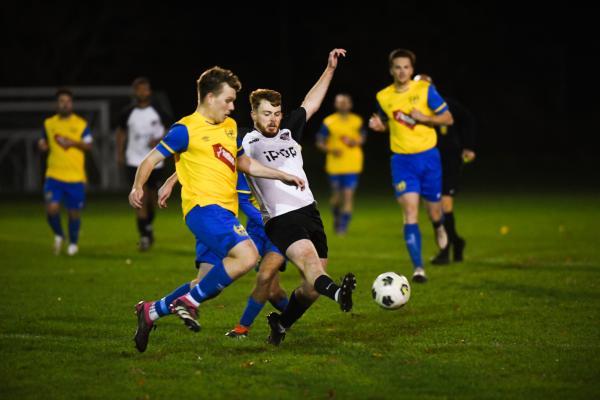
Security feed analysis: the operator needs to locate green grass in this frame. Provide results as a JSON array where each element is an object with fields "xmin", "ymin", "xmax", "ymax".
[{"xmin": 0, "ymin": 191, "xmax": 599, "ymax": 399}]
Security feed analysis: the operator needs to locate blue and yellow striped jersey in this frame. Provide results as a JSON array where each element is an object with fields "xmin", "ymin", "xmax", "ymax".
[
  {"xmin": 156, "ymin": 112, "xmax": 242, "ymax": 217},
  {"xmin": 317, "ymin": 112, "xmax": 365, "ymax": 174},
  {"xmin": 43, "ymin": 113, "xmax": 92, "ymax": 183},
  {"xmin": 376, "ymin": 80, "xmax": 448, "ymax": 154}
]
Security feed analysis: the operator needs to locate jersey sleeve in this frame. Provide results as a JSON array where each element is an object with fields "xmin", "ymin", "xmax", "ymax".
[
  {"xmin": 236, "ymin": 135, "xmax": 245, "ymax": 157},
  {"xmin": 376, "ymin": 100, "xmax": 389, "ymax": 121},
  {"xmin": 81, "ymin": 125, "xmax": 93, "ymax": 144},
  {"xmin": 427, "ymin": 85, "xmax": 449, "ymax": 115},
  {"xmin": 282, "ymin": 107, "xmax": 307, "ymax": 141},
  {"xmin": 316, "ymin": 122, "xmax": 329, "ymax": 140},
  {"xmin": 155, "ymin": 124, "xmax": 189, "ymax": 157},
  {"xmin": 238, "ymin": 193, "xmax": 263, "ymax": 225}
]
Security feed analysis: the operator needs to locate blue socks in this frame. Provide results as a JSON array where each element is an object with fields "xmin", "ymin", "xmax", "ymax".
[
  {"xmin": 270, "ymin": 296, "xmax": 289, "ymax": 312},
  {"xmin": 68, "ymin": 217, "xmax": 80, "ymax": 245},
  {"xmin": 404, "ymin": 223, "xmax": 423, "ymax": 268},
  {"xmin": 340, "ymin": 212, "xmax": 352, "ymax": 232},
  {"xmin": 47, "ymin": 213, "xmax": 63, "ymax": 237},
  {"xmin": 152, "ymin": 282, "xmax": 192, "ymax": 318},
  {"xmin": 186, "ymin": 262, "xmax": 233, "ymax": 305},
  {"xmin": 239, "ymin": 296, "xmax": 265, "ymax": 327}
]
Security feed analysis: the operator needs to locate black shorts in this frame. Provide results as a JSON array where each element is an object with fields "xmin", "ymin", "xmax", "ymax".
[
  {"xmin": 440, "ymin": 152, "xmax": 463, "ymax": 196},
  {"xmin": 126, "ymin": 166, "xmax": 164, "ymax": 190},
  {"xmin": 265, "ymin": 202, "xmax": 328, "ymax": 259}
]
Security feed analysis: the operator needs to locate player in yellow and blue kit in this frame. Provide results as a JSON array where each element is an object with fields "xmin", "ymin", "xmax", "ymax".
[
  {"xmin": 38, "ymin": 89, "xmax": 93, "ymax": 256},
  {"xmin": 129, "ymin": 66, "xmax": 304, "ymax": 352},
  {"xmin": 316, "ymin": 93, "xmax": 366, "ymax": 234},
  {"xmin": 369, "ymin": 49, "xmax": 454, "ymax": 283}
]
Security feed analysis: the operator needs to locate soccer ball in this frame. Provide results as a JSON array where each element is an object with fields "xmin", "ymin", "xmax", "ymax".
[{"xmin": 371, "ymin": 272, "xmax": 411, "ymax": 309}]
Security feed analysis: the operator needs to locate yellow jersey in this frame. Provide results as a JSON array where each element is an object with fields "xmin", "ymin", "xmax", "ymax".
[
  {"xmin": 156, "ymin": 112, "xmax": 241, "ymax": 217},
  {"xmin": 376, "ymin": 80, "xmax": 448, "ymax": 154},
  {"xmin": 43, "ymin": 113, "xmax": 92, "ymax": 183},
  {"xmin": 318, "ymin": 112, "xmax": 365, "ymax": 175}
]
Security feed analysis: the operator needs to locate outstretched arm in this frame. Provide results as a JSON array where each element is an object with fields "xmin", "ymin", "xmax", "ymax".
[
  {"xmin": 301, "ymin": 48, "xmax": 346, "ymax": 121},
  {"xmin": 237, "ymin": 155, "xmax": 305, "ymax": 190}
]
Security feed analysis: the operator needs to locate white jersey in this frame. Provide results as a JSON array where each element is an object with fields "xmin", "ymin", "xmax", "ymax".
[
  {"xmin": 119, "ymin": 105, "xmax": 167, "ymax": 168},
  {"xmin": 242, "ymin": 108, "xmax": 315, "ymax": 221}
]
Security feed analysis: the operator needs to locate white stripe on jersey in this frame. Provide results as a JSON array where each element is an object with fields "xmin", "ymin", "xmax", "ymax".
[{"xmin": 242, "ymin": 128, "xmax": 315, "ymax": 222}]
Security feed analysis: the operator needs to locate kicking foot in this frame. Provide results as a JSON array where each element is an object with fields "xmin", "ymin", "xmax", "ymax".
[{"xmin": 337, "ymin": 273, "xmax": 357, "ymax": 312}]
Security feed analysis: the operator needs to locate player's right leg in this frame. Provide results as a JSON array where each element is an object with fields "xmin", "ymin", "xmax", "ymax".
[
  {"xmin": 44, "ymin": 178, "xmax": 65, "ymax": 255},
  {"xmin": 338, "ymin": 176, "xmax": 358, "ymax": 234},
  {"xmin": 285, "ymin": 239, "xmax": 355, "ymax": 312}
]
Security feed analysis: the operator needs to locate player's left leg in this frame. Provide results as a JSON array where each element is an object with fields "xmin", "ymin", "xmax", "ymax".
[
  {"xmin": 64, "ymin": 182, "xmax": 85, "ymax": 256},
  {"xmin": 44, "ymin": 178, "xmax": 65, "ymax": 254},
  {"xmin": 338, "ymin": 174, "xmax": 359, "ymax": 234},
  {"xmin": 420, "ymin": 148, "xmax": 448, "ymax": 257}
]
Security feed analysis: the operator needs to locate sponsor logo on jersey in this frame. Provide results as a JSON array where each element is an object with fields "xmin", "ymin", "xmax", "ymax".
[
  {"xmin": 262, "ymin": 147, "xmax": 298, "ymax": 162},
  {"xmin": 392, "ymin": 110, "xmax": 417, "ymax": 129},
  {"xmin": 212, "ymin": 143, "xmax": 236, "ymax": 171}
]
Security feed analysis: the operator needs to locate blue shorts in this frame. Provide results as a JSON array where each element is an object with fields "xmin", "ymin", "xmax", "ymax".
[
  {"xmin": 43, "ymin": 178, "xmax": 85, "ymax": 210},
  {"xmin": 247, "ymin": 219, "xmax": 284, "ymax": 257},
  {"xmin": 329, "ymin": 173, "xmax": 360, "ymax": 190},
  {"xmin": 186, "ymin": 204, "xmax": 250, "ymax": 266},
  {"xmin": 195, "ymin": 216, "xmax": 285, "ymax": 270},
  {"xmin": 391, "ymin": 147, "xmax": 442, "ymax": 202}
]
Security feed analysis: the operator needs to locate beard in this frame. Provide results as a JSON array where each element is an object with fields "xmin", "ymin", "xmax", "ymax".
[{"xmin": 256, "ymin": 120, "xmax": 280, "ymax": 136}]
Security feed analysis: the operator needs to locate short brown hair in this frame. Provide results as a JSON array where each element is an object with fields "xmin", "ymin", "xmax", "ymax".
[
  {"xmin": 132, "ymin": 76, "xmax": 150, "ymax": 87},
  {"xmin": 249, "ymin": 89, "xmax": 282, "ymax": 111},
  {"xmin": 55, "ymin": 88, "xmax": 73, "ymax": 99},
  {"xmin": 388, "ymin": 48, "xmax": 416, "ymax": 68},
  {"xmin": 197, "ymin": 66, "xmax": 241, "ymax": 102}
]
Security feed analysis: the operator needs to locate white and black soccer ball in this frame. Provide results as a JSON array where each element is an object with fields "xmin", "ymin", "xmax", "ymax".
[{"xmin": 371, "ymin": 272, "xmax": 411, "ymax": 309}]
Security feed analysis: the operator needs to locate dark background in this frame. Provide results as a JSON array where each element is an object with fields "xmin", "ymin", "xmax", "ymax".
[{"xmin": 2, "ymin": 1, "xmax": 598, "ymax": 192}]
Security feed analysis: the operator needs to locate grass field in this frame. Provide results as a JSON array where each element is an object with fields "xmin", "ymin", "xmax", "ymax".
[{"xmin": 0, "ymin": 190, "xmax": 599, "ymax": 399}]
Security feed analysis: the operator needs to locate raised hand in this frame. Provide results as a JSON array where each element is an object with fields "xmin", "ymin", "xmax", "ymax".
[{"xmin": 328, "ymin": 48, "xmax": 347, "ymax": 70}]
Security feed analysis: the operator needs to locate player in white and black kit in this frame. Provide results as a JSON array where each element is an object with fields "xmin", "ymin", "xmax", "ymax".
[
  {"xmin": 242, "ymin": 49, "xmax": 356, "ymax": 345},
  {"xmin": 116, "ymin": 77, "xmax": 170, "ymax": 251}
]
